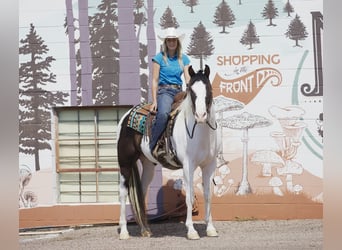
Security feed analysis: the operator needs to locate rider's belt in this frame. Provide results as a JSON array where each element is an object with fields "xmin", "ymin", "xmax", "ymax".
[{"xmin": 159, "ymin": 84, "xmax": 181, "ymax": 90}]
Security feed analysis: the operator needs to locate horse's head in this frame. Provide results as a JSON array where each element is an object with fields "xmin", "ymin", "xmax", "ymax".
[{"xmin": 187, "ymin": 65, "xmax": 213, "ymax": 123}]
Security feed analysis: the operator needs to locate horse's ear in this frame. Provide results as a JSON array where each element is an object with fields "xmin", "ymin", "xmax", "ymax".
[
  {"xmin": 204, "ymin": 65, "xmax": 210, "ymax": 78},
  {"xmin": 188, "ymin": 65, "xmax": 195, "ymax": 77}
]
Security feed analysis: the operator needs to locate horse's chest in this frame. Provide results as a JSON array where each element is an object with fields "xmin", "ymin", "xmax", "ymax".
[{"xmin": 186, "ymin": 134, "xmax": 215, "ymax": 158}]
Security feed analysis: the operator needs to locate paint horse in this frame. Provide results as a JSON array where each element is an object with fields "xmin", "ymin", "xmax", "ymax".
[{"xmin": 117, "ymin": 65, "xmax": 220, "ymax": 240}]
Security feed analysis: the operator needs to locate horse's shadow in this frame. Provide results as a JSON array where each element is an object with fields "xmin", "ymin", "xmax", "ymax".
[{"xmin": 118, "ymin": 221, "xmax": 208, "ymax": 238}]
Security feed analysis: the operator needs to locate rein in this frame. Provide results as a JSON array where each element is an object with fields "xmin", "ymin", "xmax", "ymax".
[
  {"xmin": 184, "ymin": 117, "xmax": 217, "ymax": 139},
  {"xmin": 185, "ymin": 119, "xmax": 197, "ymax": 139}
]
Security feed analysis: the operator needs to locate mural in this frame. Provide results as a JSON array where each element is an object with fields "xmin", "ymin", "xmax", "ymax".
[
  {"xmin": 19, "ymin": 0, "xmax": 323, "ymax": 217},
  {"xmin": 19, "ymin": 164, "xmax": 38, "ymax": 208},
  {"xmin": 156, "ymin": 0, "xmax": 322, "ymax": 205},
  {"xmin": 19, "ymin": 23, "xmax": 69, "ymax": 171}
]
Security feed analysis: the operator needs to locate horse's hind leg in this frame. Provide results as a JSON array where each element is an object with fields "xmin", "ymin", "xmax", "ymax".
[
  {"xmin": 140, "ymin": 156, "xmax": 156, "ymax": 198},
  {"xmin": 201, "ymin": 163, "xmax": 218, "ymax": 237},
  {"xmin": 120, "ymin": 159, "xmax": 152, "ymax": 239},
  {"xmin": 138, "ymin": 157, "xmax": 156, "ymax": 237},
  {"xmin": 119, "ymin": 174, "xmax": 130, "ymax": 240}
]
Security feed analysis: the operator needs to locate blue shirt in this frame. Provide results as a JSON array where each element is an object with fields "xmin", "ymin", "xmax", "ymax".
[{"xmin": 152, "ymin": 52, "xmax": 190, "ymax": 86}]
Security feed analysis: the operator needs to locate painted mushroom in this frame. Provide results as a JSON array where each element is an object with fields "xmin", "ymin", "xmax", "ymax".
[
  {"xmin": 292, "ymin": 184, "xmax": 303, "ymax": 195},
  {"xmin": 23, "ymin": 191, "xmax": 38, "ymax": 208},
  {"xmin": 269, "ymin": 105, "xmax": 306, "ymax": 160},
  {"xmin": 224, "ymin": 112, "xmax": 272, "ymax": 195},
  {"xmin": 268, "ymin": 105, "xmax": 305, "ymax": 129},
  {"xmin": 213, "ymin": 165, "xmax": 233, "ymax": 197},
  {"xmin": 19, "ymin": 165, "xmax": 33, "ymax": 208},
  {"xmin": 227, "ymin": 179, "xmax": 234, "ymax": 192},
  {"xmin": 213, "ymin": 175, "xmax": 225, "ymax": 197},
  {"xmin": 213, "ymin": 95, "xmax": 245, "ymax": 167},
  {"xmin": 250, "ymin": 150, "xmax": 285, "ymax": 177},
  {"xmin": 218, "ymin": 164, "xmax": 230, "ymax": 177},
  {"xmin": 277, "ymin": 161, "xmax": 303, "ymax": 192},
  {"xmin": 213, "ymin": 178, "xmax": 235, "ymax": 197},
  {"xmin": 269, "ymin": 176, "xmax": 284, "ymax": 196},
  {"xmin": 283, "ymin": 121, "xmax": 307, "ymax": 142},
  {"xmin": 213, "ymin": 95, "xmax": 245, "ymax": 114},
  {"xmin": 277, "ymin": 160, "xmax": 303, "ymax": 176}
]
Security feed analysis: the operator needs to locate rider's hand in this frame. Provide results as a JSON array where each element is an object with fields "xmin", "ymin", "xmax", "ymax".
[{"xmin": 150, "ymin": 102, "xmax": 157, "ymax": 114}]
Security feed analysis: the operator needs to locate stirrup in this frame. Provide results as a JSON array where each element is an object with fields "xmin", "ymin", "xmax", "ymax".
[
  {"xmin": 153, "ymin": 146, "xmax": 166, "ymax": 159},
  {"xmin": 152, "ymin": 145, "xmax": 159, "ymax": 159}
]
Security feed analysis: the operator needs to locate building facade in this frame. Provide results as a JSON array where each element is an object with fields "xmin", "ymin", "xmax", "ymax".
[{"xmin": 19, "ymin": 0, "xmax": 323, "ymax": 228}]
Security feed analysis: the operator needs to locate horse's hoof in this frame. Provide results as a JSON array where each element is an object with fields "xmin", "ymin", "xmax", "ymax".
[
  {"xmin": 141, "ymin": 230, "xmax": 152, "ymax": 237},
  {"xmin": 119, "ymin": 232, "xmax": 130, "ymax": 240},
  {"xmin": 187, "ymin": 231, "xmax": 200, "ymax": 240},
  {"xmin": 206, "ymin": 229, "xmax": 218, "ymax": 237}
]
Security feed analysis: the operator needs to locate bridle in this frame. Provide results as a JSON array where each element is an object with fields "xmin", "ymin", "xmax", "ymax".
[{"xmin": 184, "ymin": 71, "xmax": 217, "ymax": 139}]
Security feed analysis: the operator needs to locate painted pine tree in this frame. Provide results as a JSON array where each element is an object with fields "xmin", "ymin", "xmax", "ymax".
[
  {"xmin": 182, "ymin": 0, "xmax": 199, "ymax": 13},
  {"xmin": 134, "ymin": 0, "xmax": 147, "ymax": 25},
  {"xmin": 64, "ymin": 0, "xmax": 78, "ymax": 106},
  {"xmin": 146, "ymin": 0, "xmax": 156, "ymax": 102},
  {"xmin": 285, "ymin": 14, "xmax": 308, "ymax": 47},
  {"xmin": 90, "ymin": 0, "xmax": 120, "ymax": 105},
  {"xmin": 19, "ymin": 23, "xmax": 68, "ymax": 171},
  {"xmin": 283, "ymin": 0, "xmax": 294, "ymax": 17},
  {"xmin": 213, "ymin": 0, "xmax": 236, "ymax": 34},
  {"xmin": 159, "ymin": 6, "xmax": 179, "ymax": 29},
  {"xmin": 64, "ymin": 1, "xmax": 91, "ymax": 106},
  {"xmin": 139, "ymin": 42, "xmax": 149, "ymax": 103},
  {"xmin": 118, "ymin": 0, "xmax": 141, "ymax": 105},
  {"xmin": 240, "ymin": 20, "xmax": 260, "ymax": 50},
  {"xmin": 134, "ymin": 0, "xmax": 149, "ymax": 103},
  {"xmin": 78, "ymin": 0, "xmax": 93, "ymax": 105},
  {"xmin": 186, "ymin": 21, "xmax": 214, "ymax": 70},
  {"xmin": 261, "ymin": 0, "xmax": 279, "ymax": 26}
]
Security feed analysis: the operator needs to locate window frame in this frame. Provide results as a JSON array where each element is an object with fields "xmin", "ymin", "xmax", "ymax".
[{"xmin": 53, "ymin": 105, "xmax": 132, "ymax": 203}]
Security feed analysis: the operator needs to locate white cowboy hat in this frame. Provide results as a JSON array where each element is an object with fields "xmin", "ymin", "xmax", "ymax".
[{"xmin": 157, "ymin": 27, "xmax": 185, "ymax": 42}]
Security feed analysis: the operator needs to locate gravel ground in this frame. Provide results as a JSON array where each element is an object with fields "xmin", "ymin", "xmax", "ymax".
[{"xmin": 19, "ymin": 219, "xmax": 322, "ymax": 250}]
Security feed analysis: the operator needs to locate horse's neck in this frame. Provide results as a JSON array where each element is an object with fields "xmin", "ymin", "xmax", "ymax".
[{"xmin": 208, "ymin": 105, "xmax": 217, "ymax": 124}]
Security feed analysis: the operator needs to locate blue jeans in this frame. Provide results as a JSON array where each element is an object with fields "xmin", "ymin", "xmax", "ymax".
[{"xmin": 150, "ymin": 87, "xmax": 181, "ymax": 151}]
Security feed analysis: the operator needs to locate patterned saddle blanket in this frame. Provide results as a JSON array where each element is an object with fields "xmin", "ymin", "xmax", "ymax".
[
  {"xmin": 127, "ymin": 103, "xmax": 151, "ymax": 135},
  {"xmin": 126, "ymin": 92, "xmax": 186, "ymax": 169}
]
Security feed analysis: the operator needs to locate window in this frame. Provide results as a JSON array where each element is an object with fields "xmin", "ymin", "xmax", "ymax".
[{"xmin": 55, "ymin": 107, "xmax": 131, "ymax": 203}]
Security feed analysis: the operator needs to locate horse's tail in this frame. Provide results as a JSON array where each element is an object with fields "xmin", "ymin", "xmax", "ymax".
[{"xmin": 128, "ymin": 161, "xmax": 149, "ymax": 233}]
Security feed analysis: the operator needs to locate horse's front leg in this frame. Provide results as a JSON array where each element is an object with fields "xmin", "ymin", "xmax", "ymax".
[
  {"xmin": 183, "ymin": 162, "xmax": 200, "ymax": 240},
  {"xmin": 119, "ymin": 174, "xmax": 130, "ymax": 240},
  {"xmin": 202, "ymin": 162, "xmax": 218, "ymax": 237}
]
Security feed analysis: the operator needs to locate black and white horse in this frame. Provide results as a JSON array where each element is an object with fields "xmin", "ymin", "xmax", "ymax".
[{"xmin": 117, "ymin": 65, "xmax": 220, "ymax": 240}]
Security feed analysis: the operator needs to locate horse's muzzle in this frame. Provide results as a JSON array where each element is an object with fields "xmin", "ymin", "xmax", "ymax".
[{"xmin": 195, "ymin": 111, "xmax": 207, "ymax": 123}]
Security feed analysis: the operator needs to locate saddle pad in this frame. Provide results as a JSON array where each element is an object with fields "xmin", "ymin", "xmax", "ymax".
[{"xmin": 127, "ymin": 103, "xmax": 152, "ymax": 134}]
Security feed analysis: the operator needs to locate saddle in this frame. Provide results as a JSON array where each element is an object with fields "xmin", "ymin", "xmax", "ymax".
[{"xmin": 127, "ymin": 92, "xmax": 186, "ymax": 170}]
